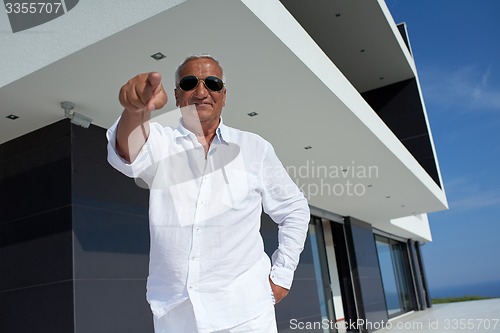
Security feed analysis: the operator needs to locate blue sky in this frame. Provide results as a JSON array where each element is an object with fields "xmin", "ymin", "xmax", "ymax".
[{"xmin": 385, "ymin": 0, "xmax": 500, "ymax": 296}]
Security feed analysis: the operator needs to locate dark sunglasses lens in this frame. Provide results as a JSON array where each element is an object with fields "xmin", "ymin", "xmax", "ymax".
[
  {"xmin": 179, "ymin": 76, "xmax": 198, "ymax": 91},
  {"xmin": 205, "ymin": 76, "xmax": 224, "ymax": 91}
]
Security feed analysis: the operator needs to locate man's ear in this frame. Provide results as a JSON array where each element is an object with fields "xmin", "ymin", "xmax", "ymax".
[
  {"xmin": 222, "ymin": 88, "xmax": 227, "ymax": 107},
  {"xmin": 174, "ymin": 88, "xmax": 179, "ymax": 106}
]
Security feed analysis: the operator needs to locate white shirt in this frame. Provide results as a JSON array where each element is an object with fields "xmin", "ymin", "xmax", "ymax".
[{"xmin": 107, "ymin": 118, "xmax": 310, "ymax": 332}]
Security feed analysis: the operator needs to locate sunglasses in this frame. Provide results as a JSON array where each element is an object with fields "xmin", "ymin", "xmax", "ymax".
[{"xmin": 178, "ymin": 75, "xmax": 225, "ymax": 92}]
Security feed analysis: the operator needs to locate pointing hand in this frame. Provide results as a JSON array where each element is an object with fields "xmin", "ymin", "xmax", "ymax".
[{"xmin": 119, "ymin": 72, "xmax": 167, "ymax": 113}]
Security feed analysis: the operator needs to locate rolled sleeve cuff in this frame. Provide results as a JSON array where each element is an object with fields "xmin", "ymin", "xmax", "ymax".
[
  {"xmin": 106, "ymin": 117, "xmax": 154, "ymax": 179},
  {"xmin": 269, "ymin": 265, "xmax": 295, "ymax": 290}
]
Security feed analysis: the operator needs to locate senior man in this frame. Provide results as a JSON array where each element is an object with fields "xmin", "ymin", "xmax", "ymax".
[{"xmin": 107, "ymin": 54, "xmax": 310, "ymax": 333}]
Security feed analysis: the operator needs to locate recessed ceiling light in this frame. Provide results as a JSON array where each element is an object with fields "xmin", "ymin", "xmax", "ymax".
[
  {"xmin": 247, "ymin": 112, "xmax": 258, "ymax": 117},
  {"xmin": 360, "ymin": 49, "xmax": 366, "ymax": 53},
  {"xmin": 151, "ymin": 52, "xmax": 166, "ymax": 61},
  {"xmin": 386, "ymin": 195, "xmax": 391, "ymax": 199},
  {"xmin": 304, "ymin": 146, "xmax": 312, "ymax": 150},
  {"xmin": 335, "ymin": 13, "xmax": 341, "ymax": 17},
  {"xmin": 379, "ymin": 77, "xmax": 384, "ymax": 80},
  {"xmin": 6, "ymin": 114, "xmax": 19, "ymax": 120}
]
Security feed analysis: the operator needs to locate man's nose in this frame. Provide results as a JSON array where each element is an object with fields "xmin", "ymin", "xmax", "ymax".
[{"xmin": 193, "ymin": 79, "xmax": 209, "ymax": 98}]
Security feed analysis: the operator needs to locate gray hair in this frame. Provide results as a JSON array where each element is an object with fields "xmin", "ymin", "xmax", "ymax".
[{"xmin": 174, "ymin": 54, "xmax": 225, "ymax": 86}]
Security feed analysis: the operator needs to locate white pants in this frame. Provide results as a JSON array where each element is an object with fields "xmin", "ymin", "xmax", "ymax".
[{"xmin": 153, "ymin": 299, "xmax": 278, "ymax": 333}]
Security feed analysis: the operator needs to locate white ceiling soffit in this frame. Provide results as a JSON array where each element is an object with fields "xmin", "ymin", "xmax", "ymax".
[
  {"xmin": 0, "ymin": 0, "xmax": 187, "ymax": 89},
  {"xmin": 0, "ymin": 0, "xmax": 447, "ymax": 230}
]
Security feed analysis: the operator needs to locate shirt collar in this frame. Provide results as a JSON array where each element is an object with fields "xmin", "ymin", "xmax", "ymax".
[{"xmin": 174, "ymin": 117, "xmax": 230, "ymax": 144}]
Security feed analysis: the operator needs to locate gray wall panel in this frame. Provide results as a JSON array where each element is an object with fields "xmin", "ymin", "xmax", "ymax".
[
  {"xmin": 73, "ymin": 205, "xmax": 149, "ymax": 279},
  {"xmin": 74, "ymin": 279, "xmax": 153, "ymax": 333},
  {"xmin": 0, "ymin": 207, "xmax": 72, "ymax": 291},
  {"xmin": 0, "ymin": 281, "xmax": 74, "ymax": 333}
]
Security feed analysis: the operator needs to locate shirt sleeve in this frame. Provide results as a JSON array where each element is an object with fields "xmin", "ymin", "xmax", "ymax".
[
  {"xmin": 106, "ymin": 117, "xmax": 164, "ymax": 187},
  {"xmin": 260, "ymin": 140, "xmax": 310, "ymax": 290}
]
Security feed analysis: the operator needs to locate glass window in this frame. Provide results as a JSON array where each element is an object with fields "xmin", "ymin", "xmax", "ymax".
[
  {"xmin": 261, "ymin": 214, "xmax": 334, "ymax": 332},
  {"xmin": 309, "ymin": 223, "xmax": 330, "ymax": 327},
  {"xmin": 376, "ymin": 236, "xmax": 413, "ymax": 317}
]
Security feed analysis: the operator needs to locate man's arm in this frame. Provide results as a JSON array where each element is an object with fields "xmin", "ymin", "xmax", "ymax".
[
  {"xmin": 116, "ymin": 72, "xmax": 167, "ymax": 163},
  {"xmin": 260, "ymin": 141, "xmax": 310, "ymax": 304}
]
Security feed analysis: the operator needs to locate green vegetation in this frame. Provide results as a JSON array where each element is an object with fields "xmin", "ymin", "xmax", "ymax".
[{"xmin": 432, "ymin": 295, "xmax": 491, "ymax": 304}]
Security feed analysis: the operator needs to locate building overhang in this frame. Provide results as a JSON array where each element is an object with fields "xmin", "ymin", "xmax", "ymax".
[{"xmin": 0, "ymin": 0, "xmax": 447, "ymax": 238}]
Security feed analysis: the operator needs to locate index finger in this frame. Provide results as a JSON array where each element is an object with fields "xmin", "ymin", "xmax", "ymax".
[
  {"xmin": 145, "ymin": 72, "xmax": 167, "ymax": 111},
  {"xmin": 147, "ymin": 72, "xmax": 162, "ymax": 91}
]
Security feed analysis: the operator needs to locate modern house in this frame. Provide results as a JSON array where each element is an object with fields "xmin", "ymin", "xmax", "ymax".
[{"xmin": 0, "ymin": 0, "xmax": 448, "ymax": 332}]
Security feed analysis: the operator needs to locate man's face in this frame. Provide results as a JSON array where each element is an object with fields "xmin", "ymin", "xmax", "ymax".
[{"xmin": 175, "ymin": 58, "xmax": 226, "ymax": 128}]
